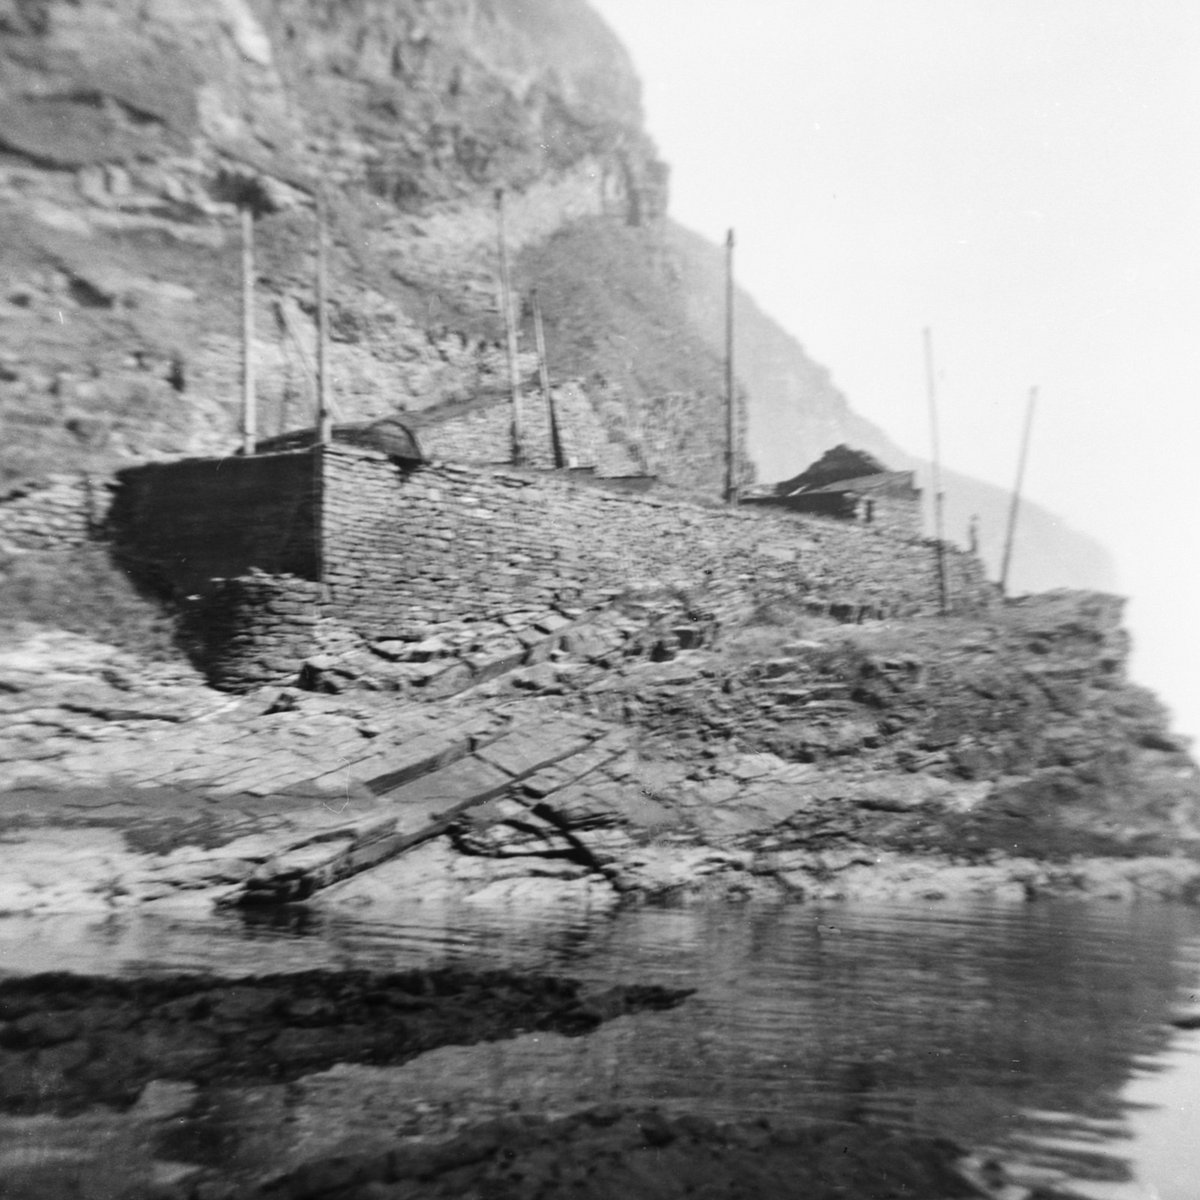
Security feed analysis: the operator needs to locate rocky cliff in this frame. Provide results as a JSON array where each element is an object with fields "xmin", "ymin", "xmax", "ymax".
[
  {"xmin": 0, "ymin": 0, "xmax": 1119, "ymax": 578},
  {"xmin": 0, "ymin": 0, "xmax": 678, "ymax": 478}
]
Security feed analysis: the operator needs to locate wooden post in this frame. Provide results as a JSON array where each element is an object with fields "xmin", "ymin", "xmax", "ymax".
[
  {"xmin": 495, "ymin": 188, "xmax": 523, "ymax": 465},
  {"xmin": 1000, "ymin": 386, "xmax": 1038, "ymax": 595},
  {"xmin": 240, "ymin": 205, "xmax": 256, "ymax": 455},
  {"xmin": 533, "ymin": 289, "xmax": 564, "ymax": 469},
  {"xmin": 922, "ymin": 327, "xmax": 949, "ymax": 614},
  {"xmin": 316, "ymin": 190, "xmax": 332, "ymax": 446},
  {"xmin": 725, "ymin": 227, "xmax": 737, "ymax": 504}
]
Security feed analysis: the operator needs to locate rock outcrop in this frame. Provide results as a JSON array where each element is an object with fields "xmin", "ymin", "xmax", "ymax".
[
  {"xmin": 1, "ymin": 588, "xmax": 1196, "ymax": 916},
  {"xmin": 0, "ymin": 0, "xmax": 670, "ymax": 479}
]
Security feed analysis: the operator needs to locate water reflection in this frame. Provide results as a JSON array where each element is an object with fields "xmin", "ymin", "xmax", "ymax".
[{"xmin": 1, "ymin": 898, "xmax": 1198, "ymax": 1198}]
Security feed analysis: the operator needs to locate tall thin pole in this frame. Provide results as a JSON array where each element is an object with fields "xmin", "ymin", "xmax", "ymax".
[
  {"xmin": 922, "ymin": 326, "xmax": 949, "ymax": 614},
  {"xmin": 240, "ymin": 206, "xmax": 256, "ymax": 455},
  {"xmin": 316, "ymin": 190, "xmax": 332, "ymax": 445},
  {"xmin": 532, "ymin": 289, "xmax": 564, "ymax": 469},
  {"xmin": 1000, "ymin": 386, "xmax": 1038, "ymax": 595},
  {"xmin": 725, "ymin": 227, "xmax": 737, "ymax": 504},
  {"xmin": 495, "ymin": 188, "xmax": 523, "ymax": 466}
]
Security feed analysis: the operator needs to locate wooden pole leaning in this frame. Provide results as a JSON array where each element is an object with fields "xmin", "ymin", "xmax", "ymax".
[
  {"xmin": 922, "ymin": 326, "xmax": 949, "ymax": 615},
  {"xmin": 495, "ymin": 188, "xmax": 523, "ymax": 466},
  {"xmin": 725, "ymin": 227, "xmax": 738, "ymax": 505},
  {"xmin": 316, "ymin": 189, "xmax": 332, "ymax": 446},
  {"xmin": 240, "ymin": 205, "xmax": 256, "ymax": 455},
  {"xmin": 533, "ymin": 289, "xmax": 564, "ymax": 469},
  {"xmin": 1000, "ymin": 386, "xmax": 1038, "ymax": 596}
]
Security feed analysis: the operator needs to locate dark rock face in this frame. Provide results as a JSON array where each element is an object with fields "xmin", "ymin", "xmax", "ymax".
[{"xmin": 0, "ymin": 0, "xmax": 646, "ymax": 196}]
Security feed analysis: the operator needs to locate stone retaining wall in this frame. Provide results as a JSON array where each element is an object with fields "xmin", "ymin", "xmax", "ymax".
[
  {"xmin": 320, "ymin": 445, "xmax": 992, "ymax": 636},
  {"xmin": 107, "ymin": 451, "xmax": 320, "ymax": 599},
  {"xmin": 179, "ymin": 571, "xmax": 326, "ymax": 693},
  {"xmin": 2, "ymin": 444, "xmax": 994, "ymax": 691},
  {"xmin": 0, "ymin": 475, "xmax": 113, "ymax": 551},
  {"xmin": 417, "ymin": 382, "xmax": 617, "ymax": 472}
]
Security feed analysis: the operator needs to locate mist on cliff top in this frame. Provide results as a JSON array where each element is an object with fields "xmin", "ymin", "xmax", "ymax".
[{"xmin": 592, "ymin": 0, "xmax": 1200, "ymax": 742}]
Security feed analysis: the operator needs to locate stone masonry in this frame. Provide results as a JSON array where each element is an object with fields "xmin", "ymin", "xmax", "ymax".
[
  {"xmin": 1, "ymin": 443, "xmax": 995, "ymax": 693},
  {"xmin": 0, "ymin": 475, "xmax": 113, "ymax": 551},
  {"xmin": 414, "ymin": 381, "xmax": 645, "ymax": 477},
  {"xmin": 318, "ymin": 445, "xmax": 990, "ymax": 633}
]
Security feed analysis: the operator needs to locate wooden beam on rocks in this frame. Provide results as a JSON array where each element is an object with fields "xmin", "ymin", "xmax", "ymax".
[{"xmin": 240, "ymin": 205, "xmax": 256, "ymax": 455}]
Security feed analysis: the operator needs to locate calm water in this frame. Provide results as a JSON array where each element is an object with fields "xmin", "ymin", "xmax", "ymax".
[{"xmin": 1, "ymin": 896, "xmax": 1198, "ymax": 1198}]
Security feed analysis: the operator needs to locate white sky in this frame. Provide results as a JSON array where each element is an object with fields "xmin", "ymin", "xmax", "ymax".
[{"xmin": 591, "ymin": 0, "xmax": 1200, "ymax": 741}]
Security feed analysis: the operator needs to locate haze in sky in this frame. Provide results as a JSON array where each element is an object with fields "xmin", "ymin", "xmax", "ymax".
[{"xmin": 592, "ymin": 0, "xmax": 1200, "ymax": 741}]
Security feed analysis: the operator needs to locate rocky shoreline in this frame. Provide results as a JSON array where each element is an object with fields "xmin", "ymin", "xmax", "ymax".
[
  {"xmin": 1, "ymin": 588, "xmax": 1197, "ymax": 1198},
  {"xmin": 2, "ymin": 589, "xmax": 1197, "ymax": 918},
  {"xmin": 230, "ymin": 1109, "xmax": 1068, "ymax": 1200},
  {"xmin": 0, "ymin": 963, "xmax": 1082, "ymax": 1200}
]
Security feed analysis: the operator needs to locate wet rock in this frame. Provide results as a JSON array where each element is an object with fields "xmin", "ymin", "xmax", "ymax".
[
  {"xmin": 0, "ymin": 970, "xmax": 692, "ymax": 1117},
  {"xmin": 235, "ymin": 1108, "xmax": 999, "ymax": 1200}
]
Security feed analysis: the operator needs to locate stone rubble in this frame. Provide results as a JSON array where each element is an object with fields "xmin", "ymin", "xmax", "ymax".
[{"xmin": 0, "ymin": 588, "xmax": 1197, "ymax": 919}]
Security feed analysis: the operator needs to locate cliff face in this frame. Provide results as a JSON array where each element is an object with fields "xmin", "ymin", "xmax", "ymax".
[
  {"xmin": 0, "ymin": 0, "xmax": 1115, "ymax": 565},
  {"xmin": 0, "ymin": 0, "xmax": 669, "ymax": 478}
]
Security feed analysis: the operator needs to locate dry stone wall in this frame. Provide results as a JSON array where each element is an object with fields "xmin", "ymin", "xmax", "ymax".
[
  {"xmin": 416, "ymin": 382, "xmax": 616, "ymax": 472},
  {"xmin": 180, "ymin": 571, "xmax": 325, "ymax": 693},
  {"xmin": 0, "ymin": 475, "xmax": 113, "ymax": 551},
  {"xmin": 1, "ymin": 444, "xmax": 993, "ymax": 691},
  {"xmin": 619, "ymin": 389, "xmax": 754, "ymax": 494},
  {"xmin": 751, "ymin": 491, "xmax": 921, "ymax": 542},
  {"xmin": 864, "ymin": 493, "xmax": 922, "ymax": 540},
  {"xmin": 319, "ymin": 446, "xmax": 992, "ymax": 641},
  {"xmin": 107, "ymin": 452, "xmax": 320, "ymax": 600}
]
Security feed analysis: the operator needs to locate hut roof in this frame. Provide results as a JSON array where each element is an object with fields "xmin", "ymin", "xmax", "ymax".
[
  {"xmin": 789, "ymin": 469, "xmax": 917, "ymax": 498},
  {"xmin": 253, "ymin": 417, "xmax": 425, "ymax": 461},
  {"xmin": 773, "ymin": 445, "xmax": 890, "ymax": 496}
]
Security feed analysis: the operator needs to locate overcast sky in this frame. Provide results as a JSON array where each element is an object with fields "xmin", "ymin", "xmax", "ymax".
[{"xmin": 592, "ymin": 0, "xmax": 1200, "ymax": 740}]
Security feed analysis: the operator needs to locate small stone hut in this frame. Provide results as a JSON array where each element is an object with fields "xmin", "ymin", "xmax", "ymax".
[{"xmin": 744, "ymin": 445, "xmax": 922, "ymax": 539}]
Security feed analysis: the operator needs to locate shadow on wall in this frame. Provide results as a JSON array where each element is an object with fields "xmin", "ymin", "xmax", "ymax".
[
  {"xmin": 105, "ymin": 452, "xmax": 322, "ymax": 602},
  {"xmin": 1, "ymin": 445, "xmax": 995, "ymax": 692}
]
